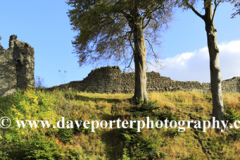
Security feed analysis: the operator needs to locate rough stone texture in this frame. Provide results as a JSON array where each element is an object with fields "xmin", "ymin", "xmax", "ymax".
[
  {"xmin": 48, "ymin": 66, "xmax": 240, "ymax": 94},
  {"xmin": 0, "ymin": 35, "xmax": 34, "ymax": 96}
]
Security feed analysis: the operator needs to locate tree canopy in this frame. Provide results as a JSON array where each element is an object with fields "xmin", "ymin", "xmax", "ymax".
[
  {"xmin": 178, "ymin": 0, "xmax": 238, "ymax": 19},
  {"xmin": 67, "ymin": 0, "xmax": 173, "ymax": 102},
  {"xmin": 67, "ymin": 0, "xmax": 172, "ymax": 67}
]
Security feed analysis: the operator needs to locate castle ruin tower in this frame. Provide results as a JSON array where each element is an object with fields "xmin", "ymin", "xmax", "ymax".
[{"xmin": 10, "ymin": 35, "xmax": 35, "ymax": 90}]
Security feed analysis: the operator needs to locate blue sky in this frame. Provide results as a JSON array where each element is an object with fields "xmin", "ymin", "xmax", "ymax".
[{"xmin": 0, "ymin": 1, "xmax": 239, "ymax": 87}]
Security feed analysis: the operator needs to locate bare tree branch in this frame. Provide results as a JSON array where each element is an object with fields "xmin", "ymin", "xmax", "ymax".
[
  {"xmin": 231, "ymin": 1, "xmax": 240, "ymax": 18},
  {"xmin": 128, "ymin": 32, "xmax": 135, "ymax": 52},
  {"xmin": 141, "ymin": 5, "xmax": 162, "ymax": 23},
  {"xmin": 127, "ymin": 54, "xmax": 134, "ymax": 68},
  {"xmin": 121, "ymin": 10, "xmax": 133, "ymax": 20},
  {"xmin": 143, "ymin": 17, "xmax": 152, "ymax": 29},
  {"xmin": 212, "ymin": 0, "xmax": 221, "ymax": 21},
  {"xmin": 145, "ymin": 38, "xmax": 158, "ymax": 59},
  {"xmin": 186, "ymin": 2, "xmax": 205, "ymax": 20}
]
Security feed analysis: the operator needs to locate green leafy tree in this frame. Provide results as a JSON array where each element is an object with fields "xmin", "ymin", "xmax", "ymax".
[
  {"xmin": 67, "ymin": 0, "xmax": 173, "ymax": 103},
  {"xmin": 178, "ymin": 0, "xmax": 236, "ymax": 127}
]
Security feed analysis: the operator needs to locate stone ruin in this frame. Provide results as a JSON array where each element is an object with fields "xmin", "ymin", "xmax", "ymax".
[
  {"xmin": 0, "ymin": 35, "xmax": 34, "ymax": 96},
  {"xmin": 49, "ymin": 66, "xmax": 240, "ymax": 94},
  {"xmin": 0, "ymin": 35, "xmax": 239, "ymax": 96}
]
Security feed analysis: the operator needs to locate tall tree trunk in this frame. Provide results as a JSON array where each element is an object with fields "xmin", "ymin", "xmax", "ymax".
[
  {"xmin": 131, "ymin": 8, "xmax": 149, "ymax": 103},
  {"xmin": 204, "ymin": 1, "xmax": 225, "ymax": 124}
]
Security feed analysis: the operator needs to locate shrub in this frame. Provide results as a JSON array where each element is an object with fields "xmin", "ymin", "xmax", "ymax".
[
  {"xmin": 120, "ymin": 101, "xmax": 165, "ymax": 159},
  {"xmin": 0, "ymin": 88, "xmax": 80, "ymax": 159}
]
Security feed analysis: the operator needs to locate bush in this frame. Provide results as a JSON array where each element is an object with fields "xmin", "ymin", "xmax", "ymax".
[
  {"xmin": 120, "ymin": 101, "xmax": 165, "ymax": 159},
  {"xmin": 225, "ymin": 97, "xmax": 240, "ymax": 124},
  {"xmin": 0, "ymin": 88, "xmax": 80, "ymax": 159}
]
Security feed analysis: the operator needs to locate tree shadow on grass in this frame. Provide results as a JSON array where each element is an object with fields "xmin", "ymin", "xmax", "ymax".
[
  {"xmin": 98, "ymin": 104, "xmax": 131, "ymax": 159},
  {"xmin": 100, "ymin": 112, "xmax": 130, "ymax": 123},
  {"xmin": 101, "ymin": 128, "xmax": 125, "ymax": 160}
]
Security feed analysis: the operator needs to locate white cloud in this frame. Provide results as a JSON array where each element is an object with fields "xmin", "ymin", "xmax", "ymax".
[{"xmin": 148, "ymin": 40, "xmax": 240, "ymax": 82}]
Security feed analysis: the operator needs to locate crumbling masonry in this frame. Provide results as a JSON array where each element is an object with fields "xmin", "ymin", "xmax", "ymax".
[
  {"xmin": 0, "ymin": 35, "xmax": 239, "ymax": 96},
  {"xmin": 49, "ymin": 66, "xmax": 240, "ymax": 94},
  {"xmin": 0, "ymin": 35, "xmax": 34, "ymax": 96}
]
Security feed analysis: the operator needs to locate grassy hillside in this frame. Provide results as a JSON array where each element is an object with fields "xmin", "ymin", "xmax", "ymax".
[{"xmin": 0, "ymin": 88, "xmax": 240, "ymax": 159}]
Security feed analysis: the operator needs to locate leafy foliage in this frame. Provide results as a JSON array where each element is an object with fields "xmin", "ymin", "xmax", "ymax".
[
  {"xmin": 0, "ymin": 88, "xmax": 80, "ymax": 159},
  {"xmin": 120, "ymin": 100, "xmax": 180, "ymax": 159},
  {"xmin": 225, "ymin": 97, "xmax": 240, "ymax": 123},
  {"xmin": 67, "ymin": 0, "xmax": 172, "ymax": 66}
]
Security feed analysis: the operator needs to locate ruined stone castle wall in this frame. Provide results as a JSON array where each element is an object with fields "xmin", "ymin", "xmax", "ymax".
[
  {"xmin": 49, "ymin": 66, "xmax": 240, "ymax": 94},
  {"xmin": 1, "ymin": 35, "xmax": 237, "ymax": 96},
  {"xmin": 0, "ymin": 35, "xmax": 34, "ymax": 96}
]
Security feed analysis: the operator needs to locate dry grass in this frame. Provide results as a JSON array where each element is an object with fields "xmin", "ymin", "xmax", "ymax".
[{"xmin": 55, "ymin": 90, "xmax": 239, "ymax": 159}]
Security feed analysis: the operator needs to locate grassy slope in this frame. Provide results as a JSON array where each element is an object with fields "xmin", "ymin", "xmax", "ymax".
[{"xmin": 0, "ymin": 89, "xmax": 240, "ymax": 159}]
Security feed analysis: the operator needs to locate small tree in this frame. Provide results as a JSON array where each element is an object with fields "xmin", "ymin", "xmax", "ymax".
[
  {"xmin": 67, "ymin": 0, "xmax": 173, "ymax": 103},
  {"xmin": 35, "ymin": 76, "xmax": 46, "ymax": 88},
  {"xmin": 178, "ymin": 0, "xmax": 236, "ymax": 127}
]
